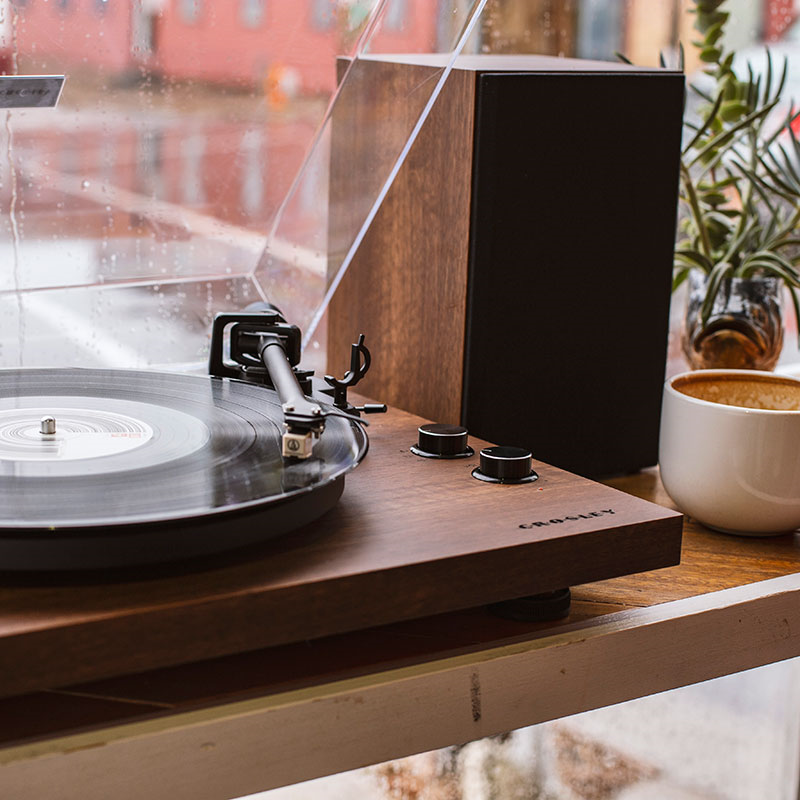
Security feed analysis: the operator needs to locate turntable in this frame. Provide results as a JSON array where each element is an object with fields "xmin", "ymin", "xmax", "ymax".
[
  {"xmin": 0, "ymin": 306, "xmax": 682, "ymax": 694},
  {"xmin": 0, "ymin": 24, "xmax": 689, "ymax": 757},
  {"xmin": 0, "ymin": 306, "xmax": 382, "ymax": 571}
]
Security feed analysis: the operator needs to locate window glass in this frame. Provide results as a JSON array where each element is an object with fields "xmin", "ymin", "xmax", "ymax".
[
  {"xmin": 576, "ymin": 0, "xmax": 624, "ymax": 60},
  {"xmin": 240, "ymin": 0, "xmax": 265, "ymax": 28},
  {"xmin": 0, "ymin": 0, "xmax": 493, "ymax": 369},
  {"xmin": 384, "ymin": 0, "xmax": 407, "ymax": 31},
  {"xmin": 2, "ymin": 0, "xmax": 796, "ymax": 374},
  {"xmin": 179, "ymin": 0, "xmax": 202, "ymax": 24},
  {"xmin": 311, "ymin": 0, "xmax": 335, "ymax": 31}
]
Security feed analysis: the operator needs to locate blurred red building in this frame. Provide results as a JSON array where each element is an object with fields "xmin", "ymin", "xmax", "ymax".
[
  {"xmin": 6, "ymin": 0, "xmax": 439, "ymax": 92},
  {"xmin": 764, "ymin": 0, "xmax": 798, "ymax": 41}
]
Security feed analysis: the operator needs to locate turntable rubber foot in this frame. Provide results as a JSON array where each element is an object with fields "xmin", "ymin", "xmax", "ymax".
[{"xmin": 488, "ymin": 588, "xmax": 571, "ymax": 622}]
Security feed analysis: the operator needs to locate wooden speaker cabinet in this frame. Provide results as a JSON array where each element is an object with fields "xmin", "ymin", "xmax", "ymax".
[{"xmin": 329, "ymin": 54, "xmax": 684, "ymax": 477}]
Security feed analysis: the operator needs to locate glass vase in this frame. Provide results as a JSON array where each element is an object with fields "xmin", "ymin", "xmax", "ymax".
[{"xmin": 682, "ymin": 271, "xmax": 784, "ymax": 371}]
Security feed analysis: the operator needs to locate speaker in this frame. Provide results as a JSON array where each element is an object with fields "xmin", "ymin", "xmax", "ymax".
[{"xmin": 328, "ymin": 54, "xmax": 684, "ymax": 477}]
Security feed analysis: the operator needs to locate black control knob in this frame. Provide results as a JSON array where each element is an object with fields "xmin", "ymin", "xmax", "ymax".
[
  {"xmin": 472, "ymin": 445, "xmax": 538, "ymax": 484},
  {"xmin": 411, "ymin": 423, "xmax": 474, "ymax": 459}
]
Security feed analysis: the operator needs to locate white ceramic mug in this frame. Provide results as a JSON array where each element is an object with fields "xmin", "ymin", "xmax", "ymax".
[{"xmin": 659, "ymin": 369, "xmax": 800, "ymax": 535}]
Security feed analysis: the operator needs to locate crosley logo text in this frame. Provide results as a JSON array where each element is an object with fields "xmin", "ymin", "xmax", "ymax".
[{"xmin": 519, "ymin": 509, "xmax": 615, "ymax": 529}]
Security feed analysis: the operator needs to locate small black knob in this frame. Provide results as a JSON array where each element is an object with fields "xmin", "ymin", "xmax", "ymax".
[
  {"xmin": 473, "ymin": 445, "xmax": 538, "ymax": 484},
  {"xmin": 411, "ymin": 423, "xmax": 474, "ymax": 459}
]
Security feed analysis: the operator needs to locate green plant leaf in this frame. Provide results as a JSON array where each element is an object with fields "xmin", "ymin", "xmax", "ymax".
[
  {"xmin": 751, "ymin": 181, "xmax": 778, "ymax": 217},
  {"xmin": 748, "ymin": 180, "xmax": 780, "ymax": 242},
  {"xmin": 699, "ymin": 175, "xmax": 739, "ymax": 190},
  {"xmin": 680, "ymin": 163, "xmax": 714, "ymax": 257},
  {"xmin": 687, "ymin": 99, "xmax": 779, "ymax": 167},
  {"xmin": 762, "ymin": 105, "xmax": 800, "ymax": 150},
  {"xmin": 700, "ymin": 46, "xmax": 723, "ymax": 63},
  {"xmin": 787, "ymin": 121, "xmax": 800, "ymax": 166},
  {"xmin": 726, "ymin": 166, "xmax": 750, "ymax": 205},
  {"xmin": 682, "ymin": 90, "xmax": 725, "ymax": 155},
  {"xmin": 700, "ymin": 191, "xmax": 728, "ymax": 206},
  {"xmin": 740, "ymin": 250, "xmax": 800, "ymax": 284},
  {"xmin": 675, "ymin": 248, "xmax": 714, "ymax": 272},
  {"xmin": 758, "ymin": 150, "xmax": 800, "ymax": 196},
  {"xmin": 697, "ymin": 0, "xmax": 727, "ymax": 12},
  {"xmin": 771, "ymin": 142, "xmax": 800, "ymax": 188},
  {"xmin": 746, "ymin": 63, "xmax": 757, "ymax": 108},
  {"xmin": 788, "ymin": 286, "xmax": 800, "ymax": 348},
  {"xmin": 700, "ymin": 11, "xmax": 730, "ymax": 35},
  {"xmin": 705, "ymin": 210, "xmax": 737, "ymax": 231},
  {"xmin": 689, "ymin": 82, "xmax": 714, "ymax": 103},
  {"xmin": 694, "ymin": 9, "xmax": 729, "ymax": 35},
  {"xmin": 695, "ymin": 142, "xmax": 739, "ymax": 183},
  {"xmin": 701, "ymin": 261, "xmax": 734, "ymax": 324},
  {"xmin": 721, "ymin": 216, "xmax": 759, "ymax": 263},
  {"xmin": 768, "ymin": 53, "xmax": 789, "ymax": 108},
  {"xmin": 762, "ymin": 48, "xmax": 774, "ymax": 107},
  {"xmin": 719, "ymin": 100, "xmax": 749, "ymax": 121},
  {"xmin": 765, "ymin": 202, "xmax": 800, "ymax": 247},
  {"xmin": 737, "ymin": 258, "xmax": 783, "ymax": 274},
  {"xmin": 750, "ymin": 74, "xmax": 763, "ymax": 116},
  {"xmin": 732, "ymin": 157, "xmax": 799, "ymax": 203},
  {"xmin": 672, "ymin": 266, "xmax": 692, "ymax": 292},
  {"xmin": 704, "ymin": 21, "xmax": 724, "ymax": 46},
  {"xmin": 757, "ymin": 250, "xmax": 800, "ymax": 273}
]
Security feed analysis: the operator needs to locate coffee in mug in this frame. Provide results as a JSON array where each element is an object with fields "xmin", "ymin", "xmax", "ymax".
[
  {"xmin": 673, "ymin": 372, "xmax": 800, "ymax": 411},
  {"xmin": 660, "ymin": 369, "xmax": 800, "ymax": 535}
]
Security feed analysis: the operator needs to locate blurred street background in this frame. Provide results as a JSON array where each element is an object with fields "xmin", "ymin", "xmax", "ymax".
[{"xmin": 0, "ymin": 0, "xmax": 786, "ymax": 373}]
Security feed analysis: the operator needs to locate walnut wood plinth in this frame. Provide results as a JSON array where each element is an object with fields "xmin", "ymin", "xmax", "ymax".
[{"xmin": 0, "ymin": 402, "xmax": 681, "ymax": 698}]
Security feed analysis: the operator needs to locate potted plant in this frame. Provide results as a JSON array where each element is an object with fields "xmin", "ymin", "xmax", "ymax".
[{"xmin": 672, "ymin": 0, "xmax": 800, "ymax": 369}]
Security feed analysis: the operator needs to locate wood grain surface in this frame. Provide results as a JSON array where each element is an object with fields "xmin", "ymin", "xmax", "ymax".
[
  {"xmin": 4, "ymin": 463, "xmax": 800, "ymax": 753},
  {"xmin": 0, "ymin": 402, "xmax": 680, "ymax": 703},
  {"xmin": 327, "ymin": 58, "xmax": 475, "ymax": 424}
]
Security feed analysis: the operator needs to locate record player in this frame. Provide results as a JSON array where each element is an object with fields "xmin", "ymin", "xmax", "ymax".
[
  {"xmin": 0, "ymin": 299, "xmax": 681, "ymax": 579},
  {"xmin": 0, "ymin": 301, "xmax": 681, "ymax": 571},
  {"xmin": 0, "ymin": 58, "xmax": 681, "ymax": 683},
  {"xmin": 0, "ymin": 305, "xmax": 682, "ymax": 692},
  {"xmin": 0, "ymin": 305, "xmax": 382, "ymax": 571}
]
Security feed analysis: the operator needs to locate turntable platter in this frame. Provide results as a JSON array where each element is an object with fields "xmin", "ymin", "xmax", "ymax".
[{"xmin": 0, "ymin": 368, "xmax": 368, "ymax": 570}]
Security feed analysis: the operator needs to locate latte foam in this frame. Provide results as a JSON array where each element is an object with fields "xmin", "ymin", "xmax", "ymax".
[{"xmin": 674, "ymin": 374, "xmax": 800, "ymax": 411}]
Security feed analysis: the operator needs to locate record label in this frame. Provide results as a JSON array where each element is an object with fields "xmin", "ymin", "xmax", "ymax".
[{"xmin": 0, "ymin": 407, "xmax": 154, "ymax": 462}]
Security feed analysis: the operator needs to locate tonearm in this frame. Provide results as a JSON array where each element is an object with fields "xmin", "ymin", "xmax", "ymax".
[{"xmin": 208, "ymin": 305, "xmax": 385, "ymax": 458}]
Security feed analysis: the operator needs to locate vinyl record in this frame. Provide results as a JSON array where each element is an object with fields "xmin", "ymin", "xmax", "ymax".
[{"xmin": 0, "ymin": 368, "xmax": 368, "ymax": 570}]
